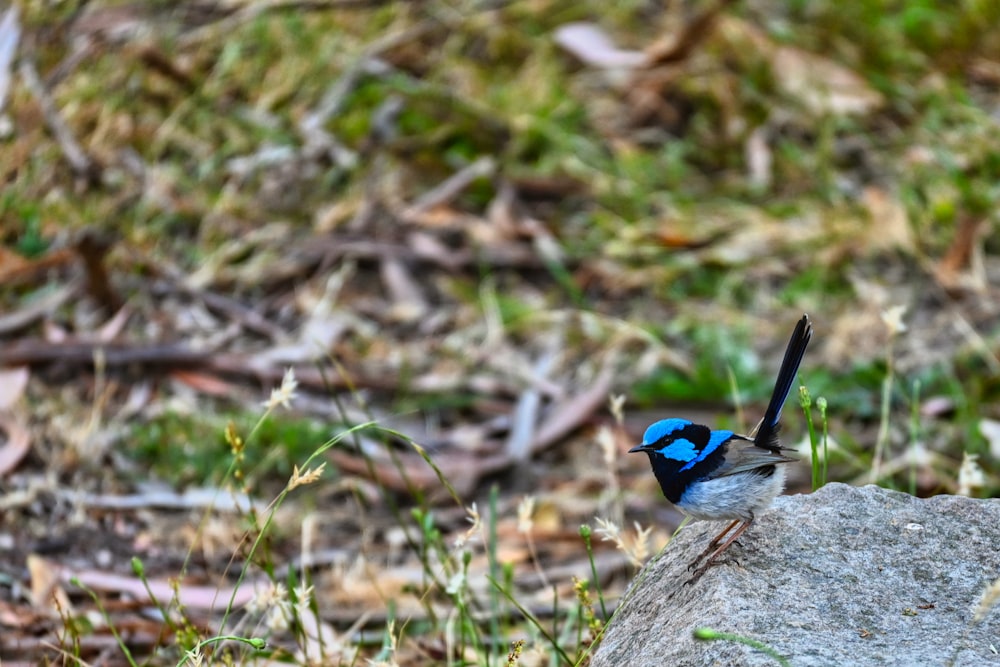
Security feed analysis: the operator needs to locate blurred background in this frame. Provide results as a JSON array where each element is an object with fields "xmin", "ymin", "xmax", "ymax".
[{"xmin": 1, "ymin": 0, "xmax": 998, "ymax": 663}]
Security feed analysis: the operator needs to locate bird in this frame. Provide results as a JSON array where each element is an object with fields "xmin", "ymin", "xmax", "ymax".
[{"xmin": 629, "ymin": 314, "xmax": 812, "ymax": 582}]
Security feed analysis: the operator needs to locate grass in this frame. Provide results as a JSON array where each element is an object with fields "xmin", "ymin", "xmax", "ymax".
[
  {"xmin": 132, "ymin": 411, "xmax": 331, "ymax": 487},
  {"xmin": 46, "ymin": 338, "xmax": 997, "ymax": 665},
  {"xmin": 4, "ymin": 0, "xmax": 1000, "ymax": 663},
  {"xmin": 48, "ymin": 313, "xmax": 973, "ymax": 664},
  {"xmin": 49, "ymin": 367, "xmax": 658, "ymax": 664}
]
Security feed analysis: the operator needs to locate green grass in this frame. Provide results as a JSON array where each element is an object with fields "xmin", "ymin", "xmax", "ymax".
[
  {"xmin": 133, "ymin": 411, "xmax": 331, "ymax": 488},
  {"xmin": 8, "ymin": 0, "xmax": 1000, "ymax": 662},
  {"xmin": 64, "ymin": 340, "xmax": 993, "ymax": 664}
]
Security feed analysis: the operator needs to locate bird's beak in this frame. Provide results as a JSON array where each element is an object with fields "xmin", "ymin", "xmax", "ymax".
[{"xmin": 628, "ymin": 443, "xmax": 648, "ymax": 453}]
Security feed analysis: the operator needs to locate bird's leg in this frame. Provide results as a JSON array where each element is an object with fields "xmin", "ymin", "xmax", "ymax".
[
  {"xmin": 686, "ymin": 514, "xmax": 755, "ymax": 584},
  {"xmin": 687, "ymin": 519, "xmax": 741, "ymax": 570}
]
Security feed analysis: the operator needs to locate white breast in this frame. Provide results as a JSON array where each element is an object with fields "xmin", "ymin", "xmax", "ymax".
[{"xmin": 675, "ymin": 467, "xmax": 787, "ymax": 522}]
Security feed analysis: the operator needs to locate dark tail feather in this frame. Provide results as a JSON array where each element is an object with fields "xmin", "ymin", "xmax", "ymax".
[{"xmin": 754, "ymin": 314, "xmax": 812, "ymax": 451}]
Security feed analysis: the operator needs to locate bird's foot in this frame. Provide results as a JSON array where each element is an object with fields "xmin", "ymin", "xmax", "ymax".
[
  {"xmin": 686, "ymin": 544, "xmax": 719, "ymax": 571},
  {"xmin": 687, "ymin": 519, "xmax": 742, "ymax": 571},
  {"xmin": 684, "ymin": 519, "xmax": 754, "ymax": 581},
  {"xmin": 683, "ymin": 561, "xmax": 713, "ymax": 585},
  {"xmin": 683, "ymin": 552, "xmax": 745, "ymax": 585}
]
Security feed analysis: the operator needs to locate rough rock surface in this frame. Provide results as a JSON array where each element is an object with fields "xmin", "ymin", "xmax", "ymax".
[{"xmin": 592, "ymin": 483, "xmax": 1000, "ymax": 667}]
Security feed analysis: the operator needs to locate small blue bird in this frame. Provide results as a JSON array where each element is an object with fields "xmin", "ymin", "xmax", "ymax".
[{"xmin": 630, "ymin": 314, "xmax": 812, "ymax": 581}]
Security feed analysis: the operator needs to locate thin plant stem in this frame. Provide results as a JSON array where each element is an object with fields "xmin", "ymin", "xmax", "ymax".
[
  {"xmin": 486, "ymin": 575, "xmax": 574, "ymax": 667},
  {"xmin": 72, "ymin": 577, "xmax": 139, "ymax": 667},
  {"xmin": 799, "ymin": 385, "xmax": 820, "ymax": 490},
  {"xmin": 873, "ymin": 338, "xmax": 896, "ymax": 481},
  {"xmin": 817, "ymin": 397, "xmax": 828, "ymax": 485},
  {"xmin": 909, "ymin": 380, "xmax": 922, "ymax": 496},
  {"xmin": 693, "ymin": 627, "xmax": 790, "ymax": 667},
  {"xmin": 579, "ymin": 525, "xmax": 608, "ymax": 620},
  {"xmin": 175, "ymin": 636, "xmax": 266, "ymax": 666},
  {"xmin": 572, "ymin": 530, "xmax": 677, "ymax": 666},
  {"xmin": 487, "ymin": 485, "xmax": 501, "ymax": 667}
]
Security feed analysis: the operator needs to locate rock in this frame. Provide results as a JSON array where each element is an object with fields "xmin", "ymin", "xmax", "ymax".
[{"xmin": 592, "ymin": 483, "xmax": 1000, "ymax": 667}]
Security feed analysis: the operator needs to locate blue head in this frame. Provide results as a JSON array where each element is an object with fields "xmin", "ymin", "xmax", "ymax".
[{"xmin": 629, "ymin": 418, "xmax": 733, "ymax": 503}]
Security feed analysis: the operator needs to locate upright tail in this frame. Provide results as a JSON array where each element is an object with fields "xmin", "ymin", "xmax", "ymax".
[{"xmin": 754, "ymin": 314, "xmax": 812, "ymax": 451}]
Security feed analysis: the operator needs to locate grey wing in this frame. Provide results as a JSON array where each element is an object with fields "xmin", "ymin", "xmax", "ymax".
[{"xmin": 714, "ymin": 437, "xmax": 798, "ymax": 477}]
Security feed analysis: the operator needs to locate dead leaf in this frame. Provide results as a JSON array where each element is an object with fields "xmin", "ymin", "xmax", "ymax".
[
  {"xmin": 933, "ymin": 215, "xmax": 986, "ymax": 293},
  {"xmin": 169, "ymin": 369, "xmax": 236, "ymax": 396},
  {"xmin": 380, "ymin": 257, "xmax": 428, "ymax": 323},
  {"xmin": 0, "ymin": 414, "xmax": 30, "ymax": 476},
  {"xmin": 553, "ymin": 22, "xmax": 647, "ymax": 70},
  {"xmin": 861, "ymin": 187, "xmax": 916, "ymax": 254},
  {"xmin": 979, "ymin": 418, "xmax": 1000, "ymax": 460},
  {"xmin": 696, "ymin": 209, "xmax": 819, "ymax": 265},
  {"xmin": 67, "ymin": 566, "xmax": 259, "ymax": 611},
  {"xmin": 771, "ymin": 45, "xmax": 884, "ymax": 115},
  {"xmin": 0, "ymin": 599, "xmax": 47, "ymax": 629},
  {"xmin": 96, "ymin": 305, "xmax": 132, "ymax": 341},
  {"xmin": 719, "ymin": 16, "xmax": 883, "ymax": 116},
  {"xmin": 506, "ymin": 348, "xmax": 559, "ymax": 461},
  {"xmin": 645, "ymin": 0, "xmax": 735, "ymax": 66},
  {"xmin": 533, "ymin": 362, "xmax": 615, "ymax": 452},
  {"xmin": 27, "ymin": 555, "xmax": 70, "ymax": 615},
  {"xmin": 0, "ymin": 367, "xmax": 28, "ymax": 409},
  {"xmin": 0, "ymin": 246, "xmax": 76, "ymax": 287}
]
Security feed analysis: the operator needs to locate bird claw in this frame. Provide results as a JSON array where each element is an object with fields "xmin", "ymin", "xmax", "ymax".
[
  {"xmin": 686, "ymin": 558, "xmax": 706, "ymax": 572},
  {"xmin": 684, "ymin": 564, "xmax": 711, "ymax": 586},
  {"xmin": 686, "ymin": 544, "xmax": 720, "ymax": 571}
]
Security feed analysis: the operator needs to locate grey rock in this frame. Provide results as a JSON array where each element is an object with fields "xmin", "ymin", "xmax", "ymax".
[{"xmin": 592, "ymin": 483, "xmax": 1000, "ymax": 667}]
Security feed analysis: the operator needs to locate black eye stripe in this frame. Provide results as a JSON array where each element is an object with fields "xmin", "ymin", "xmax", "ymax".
[{"xmin": 649, "ymin": 422, "xmax": 711, "ymax": 449}]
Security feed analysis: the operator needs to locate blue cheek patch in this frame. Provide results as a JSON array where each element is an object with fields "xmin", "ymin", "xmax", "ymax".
[
  {"xmin": 678, "ymin": 429, "xmax": 733, "ymax": 472},
  {"xmin": 658, "ymin": 437, "xmax": 698, "ymax": 462}
]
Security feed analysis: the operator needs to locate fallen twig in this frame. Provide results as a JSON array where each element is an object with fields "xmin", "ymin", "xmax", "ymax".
[{"xmin": 19, "ymin": 58, "xmax": 100, "ymax": 181}]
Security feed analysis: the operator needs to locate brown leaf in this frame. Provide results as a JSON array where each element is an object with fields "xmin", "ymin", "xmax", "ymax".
[
  {"xmin": 861, "ymin": 187, "xmax": 916, "ymax": 255},
  {"xmin": 0, "ymin": 414, "xmax": 30, "ymax": 476},
  {"xmin": 933, "ymin": 215, "xmax": 986, "ymax": 293},
  {"xmin": 168, "ymin": 369, "xmax": 236, "ymax": 396},
  {"xmin": 532, "ymin": 362, "xmax": 615, "ymax": 453},
  {"xmin": 0, "ymin": 599, "xmax": 48, "ymax": 629},
  {"xmin": 645, "ymin": 0, "xmax": 735, "ymax": 66},
  {"xmin": 0, "ymin": 246, "xmax": 75, "ymax": 287},
  {"xmin": 0, "ymin": 367, "xmax": 28, "ymax": 409},
  {"xmin": 27, "ymin": 555, "xmax": 70, "ymax": 614}
]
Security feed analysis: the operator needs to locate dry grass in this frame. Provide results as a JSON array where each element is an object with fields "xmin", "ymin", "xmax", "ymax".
[{"xmin": 1, "ymin": 0, "xmax": 998, "ymax": 663}]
